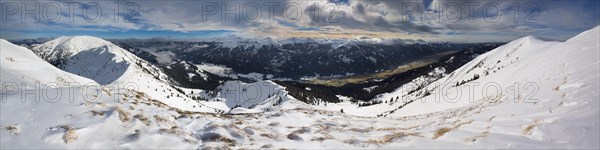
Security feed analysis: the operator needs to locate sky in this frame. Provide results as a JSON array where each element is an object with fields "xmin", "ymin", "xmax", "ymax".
[{"xmin": 0, "ymin": 0, "xmax": 598, "ymax": 42}]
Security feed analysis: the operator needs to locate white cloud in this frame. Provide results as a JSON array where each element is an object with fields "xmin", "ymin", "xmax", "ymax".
[
  {"xmin": 153, "ymin": 51, "xmax": 175, "ymax": 64},
  {"xmin": 1, "ymin": 0, "xmax": 597, "ymax": 41}
]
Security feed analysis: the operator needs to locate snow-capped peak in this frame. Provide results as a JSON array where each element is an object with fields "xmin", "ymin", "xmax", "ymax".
[
  {"xmin": 1, "ymin": 39, "xmax": 96, "ymax": 86},
  {"xmin": 30, "ymin": 36, "xmax": 230, "ymax": 114},
  {"xmin": 32, "ymin": 36, "xmax": 141, "ymax": 85},
  {"xmin": 32, "ymin": 36, "xmax": 114, "ymax": 61}
]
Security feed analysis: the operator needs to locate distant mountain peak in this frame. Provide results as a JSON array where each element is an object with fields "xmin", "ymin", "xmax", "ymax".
[{"xmin": 32, "ymin": 36, "xmax": 141, "ymax": 84}]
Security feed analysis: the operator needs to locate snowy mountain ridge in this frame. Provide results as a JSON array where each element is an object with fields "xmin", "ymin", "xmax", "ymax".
[
  {"xmin": 29, "ymin": 36, "xmax": 223, "ymax": 113},
  {"xmin": 32, "ymin": 36, "xmax": 114, "ymax": 61},
  {"xmin": 0, "ymin": 39, "xmax": 96, "ymax": 87},
  {"xmin": 32, "ymin": 36, "xmax": 153, "ymax": 85},
  {"xmin": 29, "ymin": 36, "xmax": 298, "ymax": 114}
]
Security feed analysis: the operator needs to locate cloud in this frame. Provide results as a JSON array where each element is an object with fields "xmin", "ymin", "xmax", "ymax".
[
  {"xmin": 0, "ymin": 0, "xmax": 598, "ymax": 41},
  {"xmin": 153, "ymin": 51, "xmax": 175, "ymax": 64}
]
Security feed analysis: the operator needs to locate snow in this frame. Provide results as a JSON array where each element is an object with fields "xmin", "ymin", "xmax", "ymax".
[
  {"xmin": 367, "ymin": 56, "xmax": 377, "ymax": 63},
  {"xmin": 237, "ymin": 72, "xmax": 265, "ymax": 81},
  {"xmin": 210, "ymin": 80, "xmax": 292, "ymax": 114},
  {"xmin": 336, "ymin": 95, "xmax": 352, "ymax": 101},
  {"xmin": 382, "ymin": 27, "xmax": 598, "ymax": 147},
  {"xmin": 31, "ymin": 36, "xmax": 114, "ymax": 61},
  {"xmin": 32, "ymin": 36, "xmax": 136, "ymax": 85},
  {"xmin": 193, "ymin": 44, "xmax": 210, "ymax": 49},
  {"xmin": 363, "ymin": 86, "xmax": 378, "ymax": 92},
  {"xmin": 0, "ymin": 39, "xmax": 96, "ymax": 87},
  {"xmin": 1, "ymin": 26, "xmax": 599, "ymax": 149},
  {"xmin": 195, "ymin": 63, "xmax": 238, "ymax": 79},
  {"xmin": 338, "ymin": 54, "xmax": 353, "ymax": 63},
  {"xmin": 187, "ymin": 73, "xmax": 196, "ymax": 79},
  {"xmin": 29, "ymin": 36, "xmax": 221, "ymax": 113}
]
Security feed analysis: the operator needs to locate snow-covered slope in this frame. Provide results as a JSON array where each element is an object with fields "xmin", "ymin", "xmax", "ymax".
[
  {"xmin": 208, "ymin": 80, "xmax": 292, "ymax": 113},
  {"xmin": 342, "ymin": 26, "xmax": 598, "ymax": 147},
  {"xmin": 30, "ymin": 36, "xmax": 296, "ymax": 114},
  {"xmin": 32, "ymin": 36, "xmax": 115, "ymax": 63},
  {"xmin": 1, "ymin": 27, "xmax": 598, "ymax": 149},
  {"xmin": 30, "ymin": 36, "xmax": 226, "ymax": 113},
  {"xmin": 32, "ymin": 36, "xmax": 152, "ymax": 85},
  {"xmin": 1, "ymin": 39, "xmax": 96, "ymax": 87},
  {"xmin": 389, "ymin": 27, "xmax": 598, "ymax": 116}
]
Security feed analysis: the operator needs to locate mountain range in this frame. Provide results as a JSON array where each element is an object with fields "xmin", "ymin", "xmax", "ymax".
[{"xmin": 1, "ymin": 26, "xmax": 598, "ymax": 149}]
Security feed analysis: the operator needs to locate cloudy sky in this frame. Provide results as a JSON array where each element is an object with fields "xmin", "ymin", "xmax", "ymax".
[{"xmin": 1, "ymin": 0, "xmax": 598, "ymax": 42}]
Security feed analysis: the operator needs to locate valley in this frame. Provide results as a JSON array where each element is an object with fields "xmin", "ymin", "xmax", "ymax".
[{"xmin": 304, "ymin": 51, "xmax": 454, "ymax": 87}]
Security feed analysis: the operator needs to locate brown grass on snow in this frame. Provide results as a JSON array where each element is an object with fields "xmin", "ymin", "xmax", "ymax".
[
  {"xmin": 368, "ymin": 132, "xmax": 422, "ymax": 144},
  {"xmin": 115, "ymin": 106, "xmax": 131, "ymax": 122},
  {"xmin": 60, "ymin": 125, "xmax": 78, "ymax": 144}
]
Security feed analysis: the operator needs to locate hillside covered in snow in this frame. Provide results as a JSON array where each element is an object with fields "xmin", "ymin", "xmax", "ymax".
[
  {"xmin": 1, "ymin": 39, "xmax": 96, "ymax": 86},
  {"xmin": 1, "ymin": 26, "xmax": 599, "ymax": 149}
]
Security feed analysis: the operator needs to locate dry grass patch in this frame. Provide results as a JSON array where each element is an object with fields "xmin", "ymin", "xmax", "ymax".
[
  {"xmin": 522, "ymin": 120, "xmax": 542, "ymax": 136},
  {"xmin": 522, "ymin": 125, "xmax": 536, "ymax": 136},
  {"xmin": 342, "ymin": 138, "xmax": 361, "ymax": 145},
  {"xmin": 200, "ymin": 132, "xmax": 236, "ymax": 146},
  {"xmin": 260, "ymin": 133, "xmax": 274, "ymax": 138},
  {"xmin": 153, "ymin": 114, "xmax": 170, "ymax": 122},
  {"xmin": 115, "ymin": 106, "xmax": 131, "ymax": 122},
  {"xmin": 82, "ymin": 101, "xmax": 92, "ymax": 107},
  {"xmin": 432, "ymin": 128, "xmax": 452, "ymax": 139},
  {"xmin": 368, "ymin": 132, "xmax": 422, "ymax": 144},
  {"xmin": 287, "ymin": 133, "xmax": 302, "ymax": 141},
  {"xmin": 261, "ymin": 144, "xmax": 273, "ymax": 148},
  {"xmin": 88, "ymin": 110, "xmax": 105, "ymax": 116},
  {"xmin": 311, "ymin": 136, "xmax": 334, "ymax": 142},
  {"xmin": 60, "ymin": 125, "xmax": 78, "ymax": 144},
  {"xmin": 292, "ymin": 127, "xmax": 311, "ymax": 134},
  {"xmin": 5, "ymin": 57, "xmax": 15, "ymax": 62},
  {"xmin": 101, "ymin": 87, "xmax": 112, "ymax": 96},
  {"xmin": 558, "ymin": 101, "xmax": 565, "ymax": 106},
  {"xmin": 432, "ymin": 120, "xmax": 474, "ymax": 139},
  {"xmin": 4, "ymin": 125, "xmax": 20, "ymax": 135},
  {"xmin": 154, "ymin": 115, "xmax": 177, "ymax": 129},
  {"xmin": 375, "ymin": 125, "xmax": 419, "ymax": 131},
  {"xmin": 233, "ymin": 119, "xmax": 245, "ymax": 125},
  {"xmin": 134, "ymin": 114, "xmax": 151, "ymax": 126},
  {"xmin": 349, "ymin": 127, "xmax": 372, "ymax": 133},
  {"xmin": 454, "ymin": 120, "xmax": 474, "ymax": 127},
  {"xmin": 159, "ymin": 126, "xmax": 198, "ymax": 144},
  {"xmin": 310, "ymin": 131, "xmax": 335, "ymax": 142},
  {"xmin": 268, "ymin": 122, "xmax": 280, "ymax": 127}
]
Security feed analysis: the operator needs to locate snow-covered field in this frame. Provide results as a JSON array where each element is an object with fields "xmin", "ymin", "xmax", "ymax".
[{"xmin": 1, "ymin": 26, "xmax": 598, "ymax": 149}]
